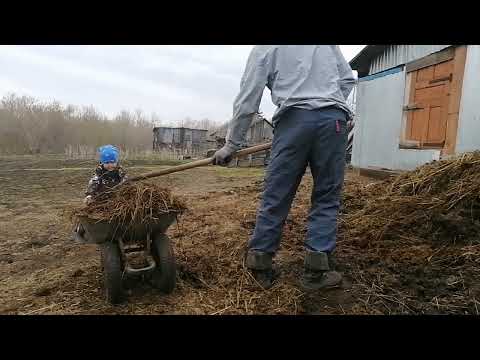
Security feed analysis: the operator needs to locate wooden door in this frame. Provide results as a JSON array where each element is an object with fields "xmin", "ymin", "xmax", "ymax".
[{"xmin": 405, "ymin": 59, "xmax": 453, "ymax": 147}]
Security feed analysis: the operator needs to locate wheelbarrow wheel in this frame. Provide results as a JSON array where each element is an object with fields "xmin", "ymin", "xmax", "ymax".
[
  {"xmin": 100, "ymin": 242, "xmax": 124, "ymax": 304},
  {"xmin": 150, "ymin": 233, "xmax": 176, "ymax": 294}
]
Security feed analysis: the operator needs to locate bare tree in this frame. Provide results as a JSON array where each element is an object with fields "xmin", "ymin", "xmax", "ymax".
[{"xmin": 0, "ymin": 93, "xmax": 222, "ymax": 155}]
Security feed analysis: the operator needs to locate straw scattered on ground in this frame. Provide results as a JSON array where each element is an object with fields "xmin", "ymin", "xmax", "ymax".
[
  {"xmin": 170, "ymin": 152, "xmax": 480, "ymax": 314},
  {"xmin": 3, "ymin": 153, "xmax": 480, "ymax": 315}
]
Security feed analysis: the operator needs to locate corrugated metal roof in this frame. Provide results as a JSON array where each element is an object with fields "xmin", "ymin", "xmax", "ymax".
[
  {"xmin": 350, "ymin": 45, "xmax": 453, "ymax": 76},
  {"xmin": 369, "ymin": 45, "xmax": 452, "ymax": 75},
  {"xmin": 349, "ymin": 46, "xmax": 388, "ymax": 76}
]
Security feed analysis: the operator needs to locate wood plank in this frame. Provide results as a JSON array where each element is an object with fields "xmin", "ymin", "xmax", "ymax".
[
  {"xmin": 357, "ymin": 167, "xmax": 402, "ymax": 180},
  {"xmin": 421, "ymin": 142, "xmax": 444, "ymax": 148},
  {"xmin": 433, "ymin": 60, "xmax": 454, "ymax": 79},
  {"xmin": 415, "ymin": 85, "xmax": 445, "ymax": 102},
  {"xmin": 415, "ymin": 59, "xmax": 452, "ymax": 88},
  {"xmin": 417, "ymin": 66, "xmax": 434, "ymax": 81},
  {"xmin": 399, "ymin": 140, "xmax": 422, "ymax": 149},
  {"xmin": 406, "ymin": 110, "xmax": 414, "ymax": 141},
  {"xmin": 425, "ymin": 78, "xmax": 449, "ymax": 145},
  {"xmin": 426, "ymin": 106, "xmax": 446, "ymax": 143},
  {"xmin": 409, "ymin": 71, "xmax": 417, "ymax": 103},
  {"xmin": 443, "ymin": 113, "xmax": 460, "ymax": 155},
  {"xmin": 406, "ymin": 71, "xmax": 418, "ymax": 140},
  {"xmin": 429, "ymin": 97, "xmax": 444, "ymax": 107},
  {"xmin": 448, "ymin": 45, "xmax": 467, "ymax": 114},
  {"xmin": 411, "ymin": 108, "xmax": 429, "ymax": 142},
  {"xmin": 415, "ymin": 79, "xmax": 451, "ymax": 89},
  {"xmin": 406, "ymin": 47, "xmax": 455, "ymax": 73},
  {"xmin": 404, "ymin": 103, "xmax": 424, "ymax": 111},
  {"xmin": 443, "ymin": 45, "xmax": 467, "ymax": 155},
  {"xmin": 401, "ymin": 75, "xmax": 411, "ymax": 144}
]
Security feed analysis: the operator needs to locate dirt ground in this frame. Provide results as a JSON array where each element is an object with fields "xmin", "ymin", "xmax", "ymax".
[{"xmin": 1, "ymin": 155, "xmax": 476, "ymax": 315}]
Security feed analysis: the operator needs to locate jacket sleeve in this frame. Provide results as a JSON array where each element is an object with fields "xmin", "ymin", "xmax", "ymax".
[
  {"xmin": 332, "ymin": 45, "xmax": 356, "ymax": 101},
  {"xmin": 85, "ymin": 175, "xmax": 100, "ymax": 196},
  {"xmin": 225, "ymin": 47, "xmax": 270, "ymax": 151},
  {"xmin": 120, "ymin": 168, "xmax": 128, "ymax": 183}
]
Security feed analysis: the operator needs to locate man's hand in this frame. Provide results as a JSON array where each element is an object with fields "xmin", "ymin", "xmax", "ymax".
[{"xmin": 212, "ymin": 145, "xmax": 236, "ymax": 166}]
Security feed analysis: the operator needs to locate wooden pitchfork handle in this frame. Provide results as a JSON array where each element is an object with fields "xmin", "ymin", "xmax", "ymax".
[{"xmin": 126, "ymin": 142, "xmax": 272, "ymax": 183}]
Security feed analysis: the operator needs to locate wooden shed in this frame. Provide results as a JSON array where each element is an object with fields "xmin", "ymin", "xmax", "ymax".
[
  {"xmin": 208, "ymin": 113, "xmax": 273, "ymax": 166},
  {"xmin": 209, "ymin": 113, "xmax": 273, "ymax": 147},
  {"xmin": 152, "ymin": 127, "xmax": 208, "ymax": 156}
]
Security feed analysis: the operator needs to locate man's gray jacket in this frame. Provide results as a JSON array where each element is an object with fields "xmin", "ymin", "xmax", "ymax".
[{"xmin": 226, "ymin": 45, "xmax": 355, "ymax": 151}]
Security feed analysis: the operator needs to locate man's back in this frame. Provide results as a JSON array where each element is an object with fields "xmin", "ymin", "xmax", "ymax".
[
  {"xmin": 226, "ymin": 45, "xmax": 355, "ymax": 151},
  {"xmin": 249, "ymin": 45, "xmax": 355, "ymax": 121}
]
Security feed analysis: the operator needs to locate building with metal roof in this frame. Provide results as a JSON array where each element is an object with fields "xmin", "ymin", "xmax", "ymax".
[
  {"xmin": 152, "ymin": 126, "xmax": 208, "ymax": 156},
  {"xmin": 349, "ymin": 45, "xmax": 480, "ymax": 172}
]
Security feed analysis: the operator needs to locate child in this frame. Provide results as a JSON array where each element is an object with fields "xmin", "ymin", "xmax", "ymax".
[
  {"xmin": 84, "ymin": 145, "xmax": 127, "ymax": 204},
  {"xmin": 73, "ymin": 145, "xmax": 127, "ymax": 241}
]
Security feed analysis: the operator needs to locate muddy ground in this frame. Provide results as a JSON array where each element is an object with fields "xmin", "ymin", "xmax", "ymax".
[{"xmin": 0, "ymin": 156, "xmax": 477, "ymax": 315}]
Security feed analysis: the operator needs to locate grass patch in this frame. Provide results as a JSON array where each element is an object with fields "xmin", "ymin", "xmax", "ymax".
[{"xmin": 213, "ymin": 166, "xmax": 265, "ymax": 178}]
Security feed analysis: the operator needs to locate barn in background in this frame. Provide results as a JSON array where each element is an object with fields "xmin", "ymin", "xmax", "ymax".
[
  {"xmin": 349, "ymin": 45, "xmax": 480, "ymax": 174},
  {"xmin": 152, "ymin": 127, "xmax": 208, "ymax": 158},
  {"xmin": 209, "ymin": 113, "xmax": 273, "ymax": 146},
  {"xmin": 208, "ymin": 113, "xmax": 273, "ymax": 166}
]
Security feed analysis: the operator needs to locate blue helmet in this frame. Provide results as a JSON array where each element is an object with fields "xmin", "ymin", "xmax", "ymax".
[{"xmin": 98, "ymin": 145, "xmax": 119, "ymax": 164}]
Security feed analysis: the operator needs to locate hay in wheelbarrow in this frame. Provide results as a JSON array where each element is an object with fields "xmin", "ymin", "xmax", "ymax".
[{"xmin": 71, "ymin": 182, "xmax": 187, "ymax": 228}]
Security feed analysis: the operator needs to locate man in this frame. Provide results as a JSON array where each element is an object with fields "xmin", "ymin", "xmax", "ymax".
[{"xmin": 213, "ymin": 45, "xmax": 355, "ymax": 290}]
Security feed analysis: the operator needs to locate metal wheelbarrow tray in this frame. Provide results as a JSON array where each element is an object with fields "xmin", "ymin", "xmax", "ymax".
[
  {"xmin": 76, "ymin": 212, "xmax": 177, "ymax": 244},
  {"xmin": 74, "ymin": 212, "xmax": 178, "ymax": 304}
]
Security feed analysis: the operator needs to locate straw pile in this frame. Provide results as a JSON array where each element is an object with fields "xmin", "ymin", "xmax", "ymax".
[
  {"xmin": 71, "ymin": 182, "xmax": 187, "ymax": 227},
  {"xmin": 337, "ymin": 151, "xmax": 480, "ymax": 314},
  {"xmin": 344, "ymin": 151, "xmax": 480, "ymax": 245}
]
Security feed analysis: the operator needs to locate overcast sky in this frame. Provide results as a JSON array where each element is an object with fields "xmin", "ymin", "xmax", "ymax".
[{"xmin": 0, "ymin": 45, "xmax": 365, "ymax": 124}]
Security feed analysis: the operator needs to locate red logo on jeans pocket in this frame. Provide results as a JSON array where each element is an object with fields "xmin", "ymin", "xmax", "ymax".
[{"xmin": 336, "ymin": 120, "xmax": 341, "ymax": 133}]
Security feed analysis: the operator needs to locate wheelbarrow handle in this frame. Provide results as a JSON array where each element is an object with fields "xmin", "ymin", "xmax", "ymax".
[{"xmin": 127, "ymin": 142, "xmax": 272, "ymax": 183}]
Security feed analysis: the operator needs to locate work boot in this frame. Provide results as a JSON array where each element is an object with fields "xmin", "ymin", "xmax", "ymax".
[
  {"xmin": 301, "ymin": 250, "xmax": 342, "ymax": 290},
  {"xmin": 245, "ymin": 250, "xmax": 274, "ymax": 289},
  {"xmin": 77, "ymin": 224, "xmax": 85, "ymax": 237},
  {"xmin": 72, "ymin": 224, "xmax": 85, "ymax": 242}
]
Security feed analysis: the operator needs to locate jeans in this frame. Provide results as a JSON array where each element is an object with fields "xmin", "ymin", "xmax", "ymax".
[{"xmin": 248, "ymin": 106, "xmax": 348, "ymax": 254}]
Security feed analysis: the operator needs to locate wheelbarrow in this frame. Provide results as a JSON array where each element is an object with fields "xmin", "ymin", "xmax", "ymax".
[
  {"xmin": 73, "ymin": 142, "xmax": 272, "ymax": 304},
  {"xmin": 73, "ymin": 212, "xmax": 178, "ymax": 304}
]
